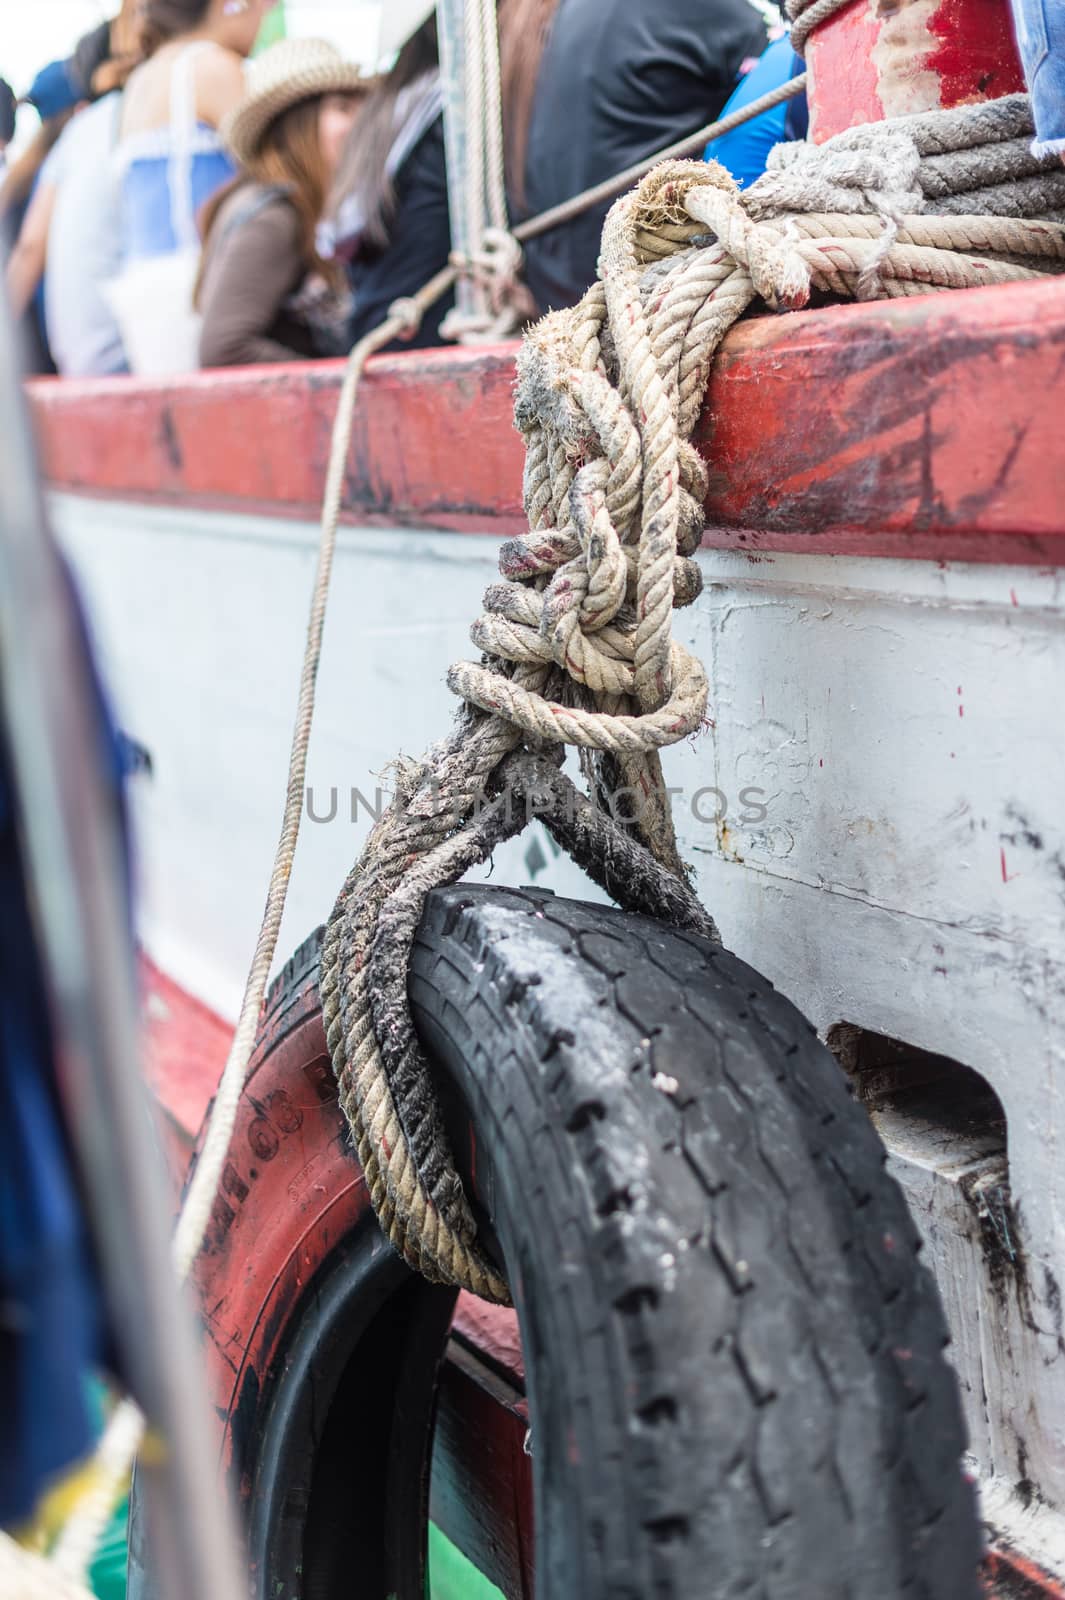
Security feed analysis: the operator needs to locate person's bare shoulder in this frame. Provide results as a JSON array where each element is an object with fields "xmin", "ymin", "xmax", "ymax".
[{"xmin": 195, "ymin": 45, "xmax": 247, "ymax": 129}]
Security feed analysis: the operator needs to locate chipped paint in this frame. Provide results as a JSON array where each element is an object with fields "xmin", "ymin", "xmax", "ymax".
[
  {"xmin": 28, "ymin": 278, "xmax": 1065, "ymax": 566},
  {"xmin": 870, "ymin": 0, "xmax": 943, "ymax": 119},
  {"xmin": 806, "ymin": 0, "xmax": 1026, "ymax": 140}
]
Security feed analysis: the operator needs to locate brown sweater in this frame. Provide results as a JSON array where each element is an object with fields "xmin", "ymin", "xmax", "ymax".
[{"xmin": 198, "ymin": 185, "xmax": 318, "ymax": 368}]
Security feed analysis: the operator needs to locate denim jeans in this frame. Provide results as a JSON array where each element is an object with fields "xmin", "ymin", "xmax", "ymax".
[{"xmin": 1009, "ymin": 0, "xmax": 1065, "ymax": 154}]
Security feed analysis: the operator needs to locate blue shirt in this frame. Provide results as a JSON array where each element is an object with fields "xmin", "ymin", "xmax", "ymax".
[
  {"xmin": 705, "ymin": 35, "xmax": 807, "ymax": 188},
  {"xmin": 118, "ymin": 128, "xmax": 234, "ymax": 262},
  {"xmin": 1009, "ymin": 0, "xmax": 1065, "ymax": 155}
]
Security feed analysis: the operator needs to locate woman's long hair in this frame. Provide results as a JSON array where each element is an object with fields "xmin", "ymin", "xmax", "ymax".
[
  {"xmin": 329, "ymin": 16, "xmax": 439, "ymax": 254},
  {"xmin": 197, "ymin": 95, "xmax": 344, "ymax": 301},
  {"xmin": 329, "ymin": 2, "xmax": 560, "ymax": 251},
  {"xmin": 75, "ymin": 0, "xmax": 145, "ymax": 98},
  {"xmin": 498, "ymin": 0, "xmax": 559, "ymax": 211},
  {"xmin": 137, "ymin": 0, "xmax": 211, "ymax": 55}
]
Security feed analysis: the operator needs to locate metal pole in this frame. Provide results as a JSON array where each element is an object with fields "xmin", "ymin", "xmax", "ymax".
[
  {"xmin": 0, "ymin": 292, "xmax": 244, "ymax": 1596},
  {"xmin": 437, "ymin": 0, "xmax": 481, "ymax": 325}
]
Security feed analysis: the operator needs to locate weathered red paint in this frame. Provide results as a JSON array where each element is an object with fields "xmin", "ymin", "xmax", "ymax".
[
  {"xmin": 807, "ymin": 0, "xmax": 884, "ymax": 140},
  {"xmin": 701, "ymin": 277, "xmax": 1065, "ymax": 563},
  {"xmin": 452, "ymin": 1295, "xmax": 526, "ymax": 1385},
  {"xmin": 31, "ymin": 349, "xmax": 523, "ymax": 538},
  {"xmin": 140, "ymin": 956, "xmax": 231, "ymax": 1149},
  {"xmin": 806, "ymin": 0, "xmax": 1025, "ymax": 142},
  {"xmin": 926, "ymin": 0, "xmax": 1026, "ymax": 107},
  {"xmin": 162, "ymin": 968, "xmax": 366, "ymax": 1474},
  {"xmin": 139, "ymin": 956, "xmax": 231, "ymax": 1194},
  {"xmin": 28, "ymin": 277, "xmax": 1065, "ymax": 567}
]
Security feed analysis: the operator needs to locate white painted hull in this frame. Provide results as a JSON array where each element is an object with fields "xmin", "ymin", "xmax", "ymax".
[{"xmin": 54, "ymin": 491, "xmax": 1065, "ymax": 1570}]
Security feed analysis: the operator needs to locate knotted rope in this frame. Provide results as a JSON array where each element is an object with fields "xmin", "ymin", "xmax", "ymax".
[
  {"xmin": 322, "ymin": 99, "xmax": 1065, "ymax": 1301},
  {"xmin": 0, "ymin": 73, "xmax": 838, "ymax": 1600}
]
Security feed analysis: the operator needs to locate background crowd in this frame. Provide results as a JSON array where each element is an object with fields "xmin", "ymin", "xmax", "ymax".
[{"xmin": 0, "ymin": 0, "xmax": 805, "ymax": 379}]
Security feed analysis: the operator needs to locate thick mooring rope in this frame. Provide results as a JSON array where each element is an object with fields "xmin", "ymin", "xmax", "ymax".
[{"xmin": 322, "ymin": 99, "xmax": 1065, "ymax": 1300}]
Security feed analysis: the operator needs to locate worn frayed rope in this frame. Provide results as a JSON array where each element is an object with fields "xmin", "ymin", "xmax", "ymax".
[{"xmin": 321, "ymin": 100, "xmax": 1065, "ymax": 1301}]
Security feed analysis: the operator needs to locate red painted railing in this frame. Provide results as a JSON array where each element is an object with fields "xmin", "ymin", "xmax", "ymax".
[{"xmin": 30, "ymin": 276, "xmax": 1065, "ymax": 566}]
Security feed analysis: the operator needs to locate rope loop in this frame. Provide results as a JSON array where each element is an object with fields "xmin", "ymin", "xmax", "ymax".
[
  {"xmin": 443, "ymin": 229, "xmax": 538, "ymax": 342},
  {"xmin": 324, "ymin": 98, "xmax": 1065, "ymax": 1299}
]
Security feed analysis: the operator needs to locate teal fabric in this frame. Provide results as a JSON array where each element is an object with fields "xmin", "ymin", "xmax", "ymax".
[
  {"xmin": 78, "ymin": 1493, "xmax": 499, "ymax": 1596},
  {"xmin": 88, "ymin": 1496, "xmax": 128, "ymax": 1600},
  {"xmin": 428, "ymin": 1523, "xmax": 505, "ymax": 1600}
]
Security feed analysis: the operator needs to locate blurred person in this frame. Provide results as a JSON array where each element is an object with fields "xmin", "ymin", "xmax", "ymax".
[
  {"xmin": 0, "ymin": 60, "xmax": 82, "ymax": 236},
  {"xmin": 703, "ymin": 32, "xmax": 807, "ymax": 188},
  {"xmin": 21, "ymin": 58, "xmax": 83, "ymax": 123},
  {"xmin": 197, "ymin": 39, "xmax": 366, "ymax": 366},
  {"xmin": 0, "ymin": 78, "xmax": 15, "ymax": 172},
  {"xmin": 4, "ymin": 7, "xmax": 146, "ymax": 376},
  {"xmin": 106, "ymin": 0, "xmax": 275, "ymax": 371},
  {"xmin": 329, "ymin": 1, "xmax": 538, "ymax": 349},
  {"xmin": 73, "ymin": 3, "xmax": 144, "ymax": 103},
  {"xmin": 331, "ymin": 0, "xmax": 769, "ymax": 345},
  {"xmin": 503, "ymin": 0, "xmax": 769, "ymax": 313},
  {"xmin": 1, "ymin": 60, "xmax": 83, "ymax": 374},
  {"xmin": 329, "ymin": 12, "xmax": 450, "ymax": 351},
  {"xmin": 73, "ymin": 18, "xmax": 121, "ymax": 101}
]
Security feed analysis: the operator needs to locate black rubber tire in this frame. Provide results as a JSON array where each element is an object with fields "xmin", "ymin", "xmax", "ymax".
[
  {"xmin": 128, "ymin": 926, "xmax": 458, "ymax": 1600},
  {"xmin": 409, "ymin": 884, "xmax": 981, "ymax": 1600},
  {"xmin": 132, "ymin": 883, "xmax": 981, "ymax": 1600}
]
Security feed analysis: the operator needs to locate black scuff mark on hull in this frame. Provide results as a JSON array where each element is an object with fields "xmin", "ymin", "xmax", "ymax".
[{"xmin": 159, "ymin": 406, "xmax": 183, "ymax": 471}]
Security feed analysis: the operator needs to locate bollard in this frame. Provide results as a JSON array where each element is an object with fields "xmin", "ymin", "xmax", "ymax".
[{"xmin": 804, "ymin": 0, "xmax": 1027, "ymax": 140}]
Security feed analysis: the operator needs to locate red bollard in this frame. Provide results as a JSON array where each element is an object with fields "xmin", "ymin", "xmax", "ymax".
[{"xmin": 805, "ymin": 0, "xmax": 1027, "ymax": 141}]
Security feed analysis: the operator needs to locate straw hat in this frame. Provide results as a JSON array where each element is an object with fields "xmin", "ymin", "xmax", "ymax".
[{"xmin": 222, "ymin": 38, "xmax": 368, "ymax": 166}]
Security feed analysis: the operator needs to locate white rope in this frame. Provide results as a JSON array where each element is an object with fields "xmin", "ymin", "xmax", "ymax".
[
  {"xmin": 462, "ymin": 0, "xmax": 488, "ymax": 278},
  {"xmin": 479, "ymin": 0, "xmax": 508, "ymax": 234},
  {"xmin": 441, "ymin": 0, "xmax": 530, "ymax": 342}
]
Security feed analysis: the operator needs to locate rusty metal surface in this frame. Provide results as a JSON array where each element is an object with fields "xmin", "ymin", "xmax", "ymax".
[{"xmin": 29, "ymin": 277, "xmax": 1065, "ymax": 565}]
